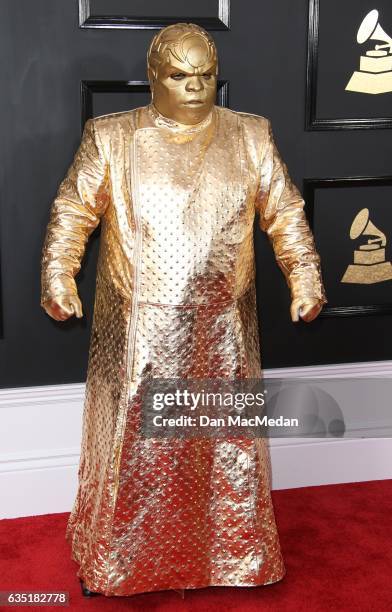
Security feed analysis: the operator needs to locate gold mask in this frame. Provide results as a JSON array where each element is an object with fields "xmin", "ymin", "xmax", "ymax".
[{"xmin": 147, "ymin": 23, "xmax": 218, "ymax": 126}]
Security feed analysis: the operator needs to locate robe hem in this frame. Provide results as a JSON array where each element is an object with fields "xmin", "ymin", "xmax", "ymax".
[{"xmin": 76, "ymin": 566, "xmax": 287, "ymax": 598}]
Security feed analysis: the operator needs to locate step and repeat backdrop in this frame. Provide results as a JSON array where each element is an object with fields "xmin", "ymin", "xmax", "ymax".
[{"xmin": 0, "ymin": 0, "xmax": 391, "ymax": 387}]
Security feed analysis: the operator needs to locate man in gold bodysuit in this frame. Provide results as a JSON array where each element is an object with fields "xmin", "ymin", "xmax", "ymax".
[{"xmin": 41, "ymin": 23, "xmax": 327, "ymax": 597}]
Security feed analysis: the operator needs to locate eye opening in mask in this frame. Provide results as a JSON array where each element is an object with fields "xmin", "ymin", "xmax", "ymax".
[
  {"xmin": 170, "ymin": 72, "xmax": 187, "ymax": 80},
  {"xmin": 169, "ymin": 71, "xmax": 214, "ymax": 81}
]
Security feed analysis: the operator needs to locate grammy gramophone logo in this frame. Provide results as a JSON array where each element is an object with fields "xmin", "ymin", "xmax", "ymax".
[
  {"xmin": 341, "ymin": 208, "xmax": 392, "ymax": 284},
  {"xmin": 345, "ymin": 9, "xmax": 392, "ymax": 94}
]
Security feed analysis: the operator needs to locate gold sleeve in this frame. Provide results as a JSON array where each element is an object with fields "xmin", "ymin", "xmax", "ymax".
[
  {"xmin": 256, "ymin": 119, "xmax": 327, "ymax": 307},
  {"xmin": 40, "ymin": 119, "xmax": 110, "ymax": 307}
]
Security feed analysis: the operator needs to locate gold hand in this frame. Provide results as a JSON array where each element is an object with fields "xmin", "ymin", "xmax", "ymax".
[
  {"xmin": 43, "ymin": 295, "xmax": 83, "ymax": 321},
  {"xmin": 290, "ymin": 298, "xmax": 323, "ymax": 323}
]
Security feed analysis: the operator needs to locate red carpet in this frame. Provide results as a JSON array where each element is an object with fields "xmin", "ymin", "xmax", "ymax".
[{"xmin": 1, "ymin": 479, "xmax": 391, "ymax": 611}]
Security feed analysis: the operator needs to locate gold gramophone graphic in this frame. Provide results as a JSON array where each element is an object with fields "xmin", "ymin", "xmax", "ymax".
[
  {"xmin": 345, "ymin": 9, "xmax": 392, "ymax": 94},
  {"xmin": 341, "ymin": 208, "xmax": 392, "ymax": 284}
]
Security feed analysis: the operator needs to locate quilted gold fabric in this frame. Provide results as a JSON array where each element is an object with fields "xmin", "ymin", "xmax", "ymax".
[{"xmin": 40, "ymin": 104, "xmax": 326, "ymax": 596}]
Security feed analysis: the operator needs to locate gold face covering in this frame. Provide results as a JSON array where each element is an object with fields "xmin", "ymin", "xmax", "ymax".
[{"xmin": 147, "ymin": 23, "xmax": 218, "ymax": 125}]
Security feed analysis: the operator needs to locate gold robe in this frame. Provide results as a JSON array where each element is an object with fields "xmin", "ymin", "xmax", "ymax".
[{"xmin": 40, "ymin": 104, "xmax": 326, "ymax": 596}]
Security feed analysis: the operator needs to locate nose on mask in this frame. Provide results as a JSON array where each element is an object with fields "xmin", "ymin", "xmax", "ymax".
[{"xmin": 185, "ymin": 76, "xmax": 204, "ymax": 91}]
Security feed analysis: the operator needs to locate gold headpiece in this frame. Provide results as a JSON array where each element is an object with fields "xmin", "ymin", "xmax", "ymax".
[{"xmin": 147, "ymin": 23, "xmax": 218, "ymax": 80}]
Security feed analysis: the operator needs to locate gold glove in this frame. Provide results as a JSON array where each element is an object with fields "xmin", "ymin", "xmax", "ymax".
[
  {"xmin": 290, "ymin": 297, "xmax": 323, "ymax": 323},
  {"xmin": 42, "ymin": 294, "xmax": 83, "ymax": 321}
]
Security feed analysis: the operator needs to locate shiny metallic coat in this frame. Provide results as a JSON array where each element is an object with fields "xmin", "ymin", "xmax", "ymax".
[{"xmin": 41, "ymin": 104, "xmax": 326, "ymax": 596}]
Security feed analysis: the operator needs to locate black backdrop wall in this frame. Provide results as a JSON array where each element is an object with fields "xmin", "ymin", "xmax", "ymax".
[{"xmin": 0, "ymin": 0, "xmax": 391, "ymax": 389}]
